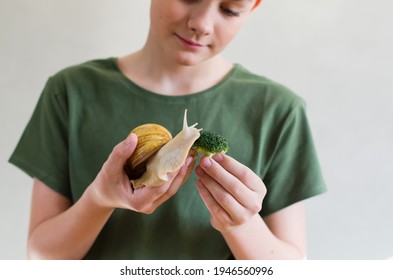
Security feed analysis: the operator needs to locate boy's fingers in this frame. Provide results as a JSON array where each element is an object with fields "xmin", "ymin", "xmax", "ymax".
[
  {"xmin": 204, "ymin": 154, "xmax": 264, "ymax": 192},
  {"xmin": 197, "ymin": 155, "xmax": 265, "ymax": 209},
  {"xmin": 104, "ymin": 133, "xmax": 138, "ymax": 175}
]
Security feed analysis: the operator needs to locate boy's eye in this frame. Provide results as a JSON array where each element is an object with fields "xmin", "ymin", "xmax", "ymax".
[
  {"xmin": 179, "ymin": 0, "xmax": 241, "ymax": 17},
  {"xmin": 220, "ymin": 6, "xmax": 240, "ymax": 17},
  {"xmin": 181, "ymin": 0, "xmax": 199, "ymax": 3}
]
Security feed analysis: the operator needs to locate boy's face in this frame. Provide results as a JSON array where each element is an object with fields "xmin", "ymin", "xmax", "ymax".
[{"xmin": 149, "ymin": 0, "xmax": 254, "ymax": 66}]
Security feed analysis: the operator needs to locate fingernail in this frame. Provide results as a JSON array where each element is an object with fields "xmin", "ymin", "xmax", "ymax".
[
  {"xmin": 185, "ymin": 156, "xmax": 193, "ymax": 168},
  {"xmin": 125, "ymin": 133, "xmax": 136, "ymax": 145},
  {"xmin": 201, "ymin": 157, "xmax": 212, "ymax": 168},
  {"xmin": 213, "ymin": 153, "xmax": 224, "ymax": 162},
  {"xmin": 125, "ymin": 135, "xmax": 132, "ymax": 145}
]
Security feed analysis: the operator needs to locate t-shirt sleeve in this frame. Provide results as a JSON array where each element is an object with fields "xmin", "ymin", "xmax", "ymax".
[
  {"xmin": 9, "ymin": 77, "xmax": 71, "ymax": 199},
  {"xmin": 260, "ymin": 98, "xmax": 327, "ymax": 216}
]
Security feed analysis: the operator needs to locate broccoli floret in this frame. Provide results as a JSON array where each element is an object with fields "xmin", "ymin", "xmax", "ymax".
[{"xmin": 192, "ymin": 130, "xmax": 229, "ymax": 157}]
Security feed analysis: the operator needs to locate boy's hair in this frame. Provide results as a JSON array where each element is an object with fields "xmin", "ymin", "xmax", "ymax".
[{"xmin": 253, "ymin": 0, "xmax": 262, "ymax": 9}]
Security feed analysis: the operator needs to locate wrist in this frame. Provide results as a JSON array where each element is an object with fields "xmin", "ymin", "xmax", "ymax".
[
  {"xmin": 84, "ymin": 180, "xmax": 116, "ymax": 214},
  {"xmin": 219, "ymin": 214, "xmax": 262, "ymax": 236},
  {"xmin": 219, "ymin": 214, "xmax": 266, "ymax": 260}
]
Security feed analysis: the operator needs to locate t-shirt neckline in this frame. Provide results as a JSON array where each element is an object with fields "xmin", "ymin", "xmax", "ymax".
[{"xmin": 109, "ymin": 57, "xmax": 241, "ymax": 99}]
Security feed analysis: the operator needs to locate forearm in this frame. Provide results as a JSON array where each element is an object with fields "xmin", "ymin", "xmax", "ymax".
[
  {"xmin": 221, "ymin": 214, "xmax": 306, "ymax": 260},
  {"xmin": 28, "ymin": 184, "xmax": 114, "ymax": 260}
]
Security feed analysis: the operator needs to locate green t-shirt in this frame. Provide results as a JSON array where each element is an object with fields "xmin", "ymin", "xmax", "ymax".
[{"xmin": 9, "ymin": 58, "xmax": 326, "ymax": 259}]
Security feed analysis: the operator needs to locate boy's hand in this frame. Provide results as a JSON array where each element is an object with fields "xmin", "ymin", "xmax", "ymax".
[
  {"xmin": 91, "ymin": 133, "xmax": 195, "ymax": 214},
  {"xmin": 195, "ymin": 154, "xmax": 266, "ymax": 232}
]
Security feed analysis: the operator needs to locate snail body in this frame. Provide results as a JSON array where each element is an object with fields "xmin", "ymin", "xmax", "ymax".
[{"xmin": 127, "ymin": 109, "xmax": 201, "ymax": 189}]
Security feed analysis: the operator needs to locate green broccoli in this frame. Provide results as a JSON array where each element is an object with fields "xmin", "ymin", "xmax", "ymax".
[{"xmin": 192, "ymin": 130, "xmax": 229, "ymax": 157}]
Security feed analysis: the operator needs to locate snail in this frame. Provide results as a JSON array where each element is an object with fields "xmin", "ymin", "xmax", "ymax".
[{"xmin": 125, "ymin": 109, "xmax": 201, "ymax": 189}]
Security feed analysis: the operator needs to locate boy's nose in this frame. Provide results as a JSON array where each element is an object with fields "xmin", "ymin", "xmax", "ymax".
[{"xmin": 187, "ymin": 6, "xmax": 215, "ymax": 36}]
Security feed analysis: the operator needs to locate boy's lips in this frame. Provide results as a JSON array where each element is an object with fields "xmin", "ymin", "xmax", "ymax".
[{"xmin": 175, "ymin": 34, "xmax": 205, "ymax": 48}]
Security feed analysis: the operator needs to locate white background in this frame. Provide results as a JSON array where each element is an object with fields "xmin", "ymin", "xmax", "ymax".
[{"xmin": 1, "ymin": 0, "xmax": 392, "ymax": 259}]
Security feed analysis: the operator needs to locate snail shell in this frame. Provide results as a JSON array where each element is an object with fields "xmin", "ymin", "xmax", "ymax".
[{"xmin": 125, "ymin": 123, "xmax": 172, "ymax": 179}]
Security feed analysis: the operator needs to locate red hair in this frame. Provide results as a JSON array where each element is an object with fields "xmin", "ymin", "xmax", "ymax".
[{"xmin": 253, "ymin": 0, "xmax": 262, "ymax": 9}]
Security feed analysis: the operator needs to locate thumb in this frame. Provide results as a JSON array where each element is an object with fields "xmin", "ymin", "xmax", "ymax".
[
  {"xmin": 104, "ymin": 133, "xmax": 138, "ymax": 175},
  {"xmin": 123, "ymin": 133, "xmax": 138, "ymax": 158}
]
